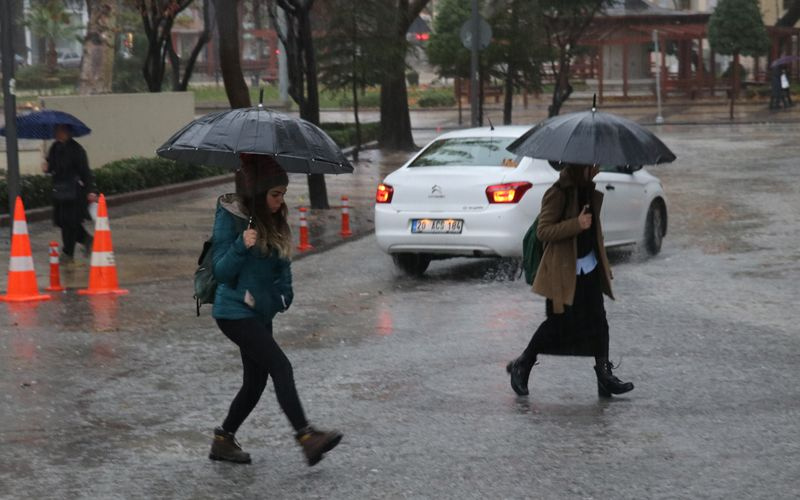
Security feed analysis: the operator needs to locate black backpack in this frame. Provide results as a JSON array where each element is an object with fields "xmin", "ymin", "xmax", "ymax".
[{"xmin": 194, "ymin": 238, "xmax": 216, "ymax": 316}]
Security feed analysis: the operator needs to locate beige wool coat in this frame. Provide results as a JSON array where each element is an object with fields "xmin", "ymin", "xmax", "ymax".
[{"xmin": 532, "ymin": 169, "xmax": 614, "ymax": 313}]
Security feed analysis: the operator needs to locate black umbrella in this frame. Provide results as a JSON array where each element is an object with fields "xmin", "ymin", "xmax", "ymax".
[
  {"xmin": 507, "ymin": 98, "xmax": 676, "ymax": 166},
  {"xmin": 156, "ymin": 101, "xmax": 353, "ymax": 174}
]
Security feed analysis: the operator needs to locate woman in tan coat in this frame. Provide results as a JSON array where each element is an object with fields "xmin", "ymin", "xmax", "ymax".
[{"xmin": 507, "ymin": 163, "xmax": 634, "ymax": 398}]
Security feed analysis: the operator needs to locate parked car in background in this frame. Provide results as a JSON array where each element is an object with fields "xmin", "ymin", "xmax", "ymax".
[
  {"xmin": 57, "ymin": 51, "xmax": 81, "ymax": 68},
  {"xmin": 375, "ymin": 126, "xmax": 669, "ymax": 276}
]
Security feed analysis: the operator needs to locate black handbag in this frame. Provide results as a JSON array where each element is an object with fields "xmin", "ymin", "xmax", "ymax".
[{"xmin": 52, "ymin": 176, "xmax": 79, "ymax": 202}]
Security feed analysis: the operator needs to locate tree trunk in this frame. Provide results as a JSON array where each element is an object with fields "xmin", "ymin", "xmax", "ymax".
[
  {"xmin": 729, "ymin": 51, "xmax": 739, "ymax": 120},
  {"xmin": 548, "ymin": 56, "xmax": 573, "ymax": 117},
  {"xmin": 352, "ymin": 78, "xmax": 361, "ymax": 162},
  {"xmin": 216, "ymin": 0, "xmax": 251, "ymax": 108},
  {"xmin": 143, "ymin": 33, "xmax": 166, "ymax": 92},
  {"xmin": 503, "ymin": 66, "xmax": 514, "ymax": 125},
  {"xmin": 379, "ymin": 1, "xmax": 415, "ymax": 151},
  {"xmin": 78, "ymin": 0, "xmax": 117, "ymax": 94},
  {"xmin": 297, "ymin": 4, "xmax": 328, "ymax": 209},
  {"xmin": 379, "ymin": 62, "xmax": 415, "ymax": 150},
  {"xmin": 46, "ymin": 39, "xmax": 58, "ymax": 75}
]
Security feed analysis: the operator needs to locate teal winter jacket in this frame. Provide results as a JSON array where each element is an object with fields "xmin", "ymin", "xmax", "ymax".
[{"xmin": 211, "ymin": 194, "xmax": 294, "ymax": 321}]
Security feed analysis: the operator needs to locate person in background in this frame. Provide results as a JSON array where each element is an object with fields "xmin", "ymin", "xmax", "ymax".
[
  {"xmin": 41, "ymin": 124, "xmax": 97, "ymax": 264},
  {"xmin": 781, "ymin": 68, "xmax": 793, "ymax": 108}
]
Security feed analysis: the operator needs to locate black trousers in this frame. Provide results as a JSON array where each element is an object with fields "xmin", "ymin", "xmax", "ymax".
[
  {"xmin": 53, "ymin": 200, "xmax": 90, "ymax": 257},
  {"xmin": 520, "ymin": 268, "xmax": 610, "ymax": 366},
  {"xmin": 216, "ymin": 318, "xmax": 308, "ymax": 434}
]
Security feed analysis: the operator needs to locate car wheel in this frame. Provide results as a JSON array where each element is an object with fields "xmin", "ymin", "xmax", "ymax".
[
  {"xmin": 644, "ymin": 201, "xmax": 666, "ymax": 256},
  {"xmin": 392, "ymin": 253, "xmax": 431, "ymax": 276}
]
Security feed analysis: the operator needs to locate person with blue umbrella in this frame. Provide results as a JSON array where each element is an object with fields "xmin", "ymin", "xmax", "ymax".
[
  {"xmin": 2, "ymin": 109, "xmax": 97, "ymax": 263},
  {"xmin": 41, "ymin": 121, "xmax": 97, "ymax": 264}
]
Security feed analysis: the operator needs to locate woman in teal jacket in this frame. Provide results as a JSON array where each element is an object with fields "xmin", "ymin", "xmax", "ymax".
[{"xmin": 208, "ymin": 155, "xmax": 341, "ymax": 466}]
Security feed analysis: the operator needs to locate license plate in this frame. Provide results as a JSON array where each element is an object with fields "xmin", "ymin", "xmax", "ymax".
[{"xmin": 411, "ymin": 219, "xmax": 464, "ymax": 234}]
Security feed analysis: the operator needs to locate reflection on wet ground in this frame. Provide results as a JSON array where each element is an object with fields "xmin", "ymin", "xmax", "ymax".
[{"xmin": 2, "ymin": 123, "xmax": 800, "ymax": 498}]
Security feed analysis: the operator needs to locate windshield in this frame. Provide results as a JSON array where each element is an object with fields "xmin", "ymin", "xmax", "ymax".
[{"xmin": 409, "ymin": 137, "xmax": 519, "ymax": 167}]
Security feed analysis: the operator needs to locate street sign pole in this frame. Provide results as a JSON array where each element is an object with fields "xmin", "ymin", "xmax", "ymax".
[
  {"xmin": 653, "ymin": 29, "xmax": 664, "ymax": 124},
  {"xmin": 470, "ymin": 0, "xmax": 479, "ymax": 127},
  {"xmin": 2, "ymin": 0, "xmax": 21, "ymax": 223}
]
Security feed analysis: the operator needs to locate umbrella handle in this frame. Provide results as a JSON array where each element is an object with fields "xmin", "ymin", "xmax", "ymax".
[{"xmin": 259, "ymin": 88, "xmax": 264, "ymax": 105}]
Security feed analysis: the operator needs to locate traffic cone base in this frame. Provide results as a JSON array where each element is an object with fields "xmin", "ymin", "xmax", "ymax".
[
  {"xmin": 1, "ymin": 197, "xmax": 51, "ymax": 302},
  {"xmin": 79, "ymin": 194, "xmax": 128, "ymax": 295}
]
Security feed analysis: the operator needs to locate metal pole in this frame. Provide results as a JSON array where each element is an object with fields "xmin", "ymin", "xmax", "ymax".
[
  {"xmin": 653, "ymin": 29, "xmax": 664, "ymax": 124},
  {"xmin": 2, "ymin": 0, "xmax": 20, "ymax": 222},
  {"xmin": 470, "ymin": 0, "xmax": 479, "ymax": 127}
]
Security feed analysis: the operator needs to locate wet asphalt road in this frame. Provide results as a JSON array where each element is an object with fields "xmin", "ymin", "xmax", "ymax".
[{"xmin": 2, "ymin": 123, "xmax": 800, "ymax": 499}]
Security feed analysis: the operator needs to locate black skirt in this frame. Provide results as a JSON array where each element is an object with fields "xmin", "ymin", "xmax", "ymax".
[{"xmin": 529, "ymin": 267, "xmax": 609, "ymax": 358}]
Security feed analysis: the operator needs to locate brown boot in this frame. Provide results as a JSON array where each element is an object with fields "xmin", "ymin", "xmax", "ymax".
[
  {"xmin": 209, "ymin": 427, "xmax": 251, "ymax": 464},
  {"xmin": 295, "ymin": 425, "xmax": 342, "ymax": 466}
]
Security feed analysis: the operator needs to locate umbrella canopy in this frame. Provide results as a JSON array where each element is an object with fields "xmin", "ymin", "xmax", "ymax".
[
  {"xmin": 507, "ymin": 106, "xmax": 676, "ymax": 167},
  {"xmin": 770, "ymin": 55, "xmax": 800, "ymax": 68},
  {"xmin": 156, "ymin": 105, "xmax": 354, "ymax": 174},
  {"xmin": 0, "ymin": 109, "xmax": 91, "ymax": 139}
]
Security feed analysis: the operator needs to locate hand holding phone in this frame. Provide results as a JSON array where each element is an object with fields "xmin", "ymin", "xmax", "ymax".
[{"xmin": 578, "ymin": 204, "xmax": 593, "ymax": 230}]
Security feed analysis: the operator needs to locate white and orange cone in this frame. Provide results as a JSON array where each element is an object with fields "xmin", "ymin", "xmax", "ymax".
[
  {"xmin": 79, "ymin": 194, "xmax": 128, "ymax": 296},
  {"xmin": 340, "ymin": 195, "xmax": 352, "ymax": 238},
  {"xmin": 297, "ymin": 207, "xmax": 313, "ymax": 252},
  {"xmin": 45, "ymin": 241, "xmax": 65, "ymax": 292},
  {"xmin": 0, "ymin": 197, "xmax": 51, "ymax": 302}
]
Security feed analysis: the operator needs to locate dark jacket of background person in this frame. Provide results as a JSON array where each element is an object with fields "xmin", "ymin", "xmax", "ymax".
[
  {"xmin": 45, "ymin": 138, "xmax": 95, "ymax": 220},
  {"xmin": 211, "ymin": 194, "xmax": 294, "ymax": 322},
  {"xmin": 532, "ymin": 168, "xmax": 613, "ymax": 313}
]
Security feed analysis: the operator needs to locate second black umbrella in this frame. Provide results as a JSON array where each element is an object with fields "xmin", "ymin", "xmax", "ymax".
[
  {"xmin": 156, "ymin": 104, "xmax": 354, "ymax": 174},
  {"xmin": 508, "ymin": 104, "xmax": 676, "ymax": 167}
]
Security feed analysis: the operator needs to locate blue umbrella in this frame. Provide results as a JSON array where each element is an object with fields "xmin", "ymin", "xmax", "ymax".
[{"xmin": 0, "ymin": 109, "xmax": 91, "ymax": 139}]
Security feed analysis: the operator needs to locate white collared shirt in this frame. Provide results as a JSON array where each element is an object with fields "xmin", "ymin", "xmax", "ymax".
[{"xmin": 576, "ymin": 250, "xmax": 598, "ymax": 275}]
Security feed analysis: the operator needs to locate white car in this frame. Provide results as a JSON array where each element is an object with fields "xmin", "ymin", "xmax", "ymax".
[{"xmin": 374, "ymin": 126, "xmax": 668, "ymax": 276}]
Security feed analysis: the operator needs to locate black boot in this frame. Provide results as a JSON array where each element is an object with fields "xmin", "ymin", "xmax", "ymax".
[
  {"xmin": 594, "ymin": 361, "xmax": 634, "ymax": 398},
  {"xmin": 295, "ymin": 425, "xmax": 342, "ymax": 466},
  {"xmin": 209, "ymin": 427, "xmax": 251, "ymax": 464},
  {"xmin": 506, "ymin": 357, "xmax": 535, "ymax": 396}
]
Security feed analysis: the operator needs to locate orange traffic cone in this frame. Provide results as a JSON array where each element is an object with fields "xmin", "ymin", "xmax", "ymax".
[
  {"xmin": 45, "ymin": 241, "xmax": 65, "ymax": 292},
  {"xmin": 340, "ymin": 195, "xmax": 352, "ymax": 238},
  {"xmin": 79, "ymin": 194, "xmax": 128, "ymax": 296},
  {"xmin": 0, "ymin": 197, "xmax": 51, "ymax": 302},
  {"xmin": 297, "ymin": 207, "xmax": 313, "ymax": 252}
]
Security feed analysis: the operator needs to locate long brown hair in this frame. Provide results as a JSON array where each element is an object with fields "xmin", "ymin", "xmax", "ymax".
[{"xmin": 235, "ymin": 156, "xmax": 292, "ymax": 258}]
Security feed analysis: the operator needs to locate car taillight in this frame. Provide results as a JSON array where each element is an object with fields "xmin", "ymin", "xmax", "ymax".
[
  {"xmin": 376, "ymin": 183, "xmax": 394, "ymax": 203},
  {"xmin": 486, "ymin": 182, "xmax": 532, "ymax": 204}
]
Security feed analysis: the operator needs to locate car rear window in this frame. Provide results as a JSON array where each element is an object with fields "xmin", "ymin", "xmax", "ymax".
[{"xmin": 409, "ymin": 137, "xmax": 519, "ymax": 167}]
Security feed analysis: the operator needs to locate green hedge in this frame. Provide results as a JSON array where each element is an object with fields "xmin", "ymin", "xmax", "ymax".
[
  {"xmin": 16, "ymin": 65, "xmax": 80, "ymax": 90},
  {"xmin": 0, "ymin": 158, "xmax": 227, "ymax": 214},
  {"xmin": 321, "ymin": 122, "xmax": 380, "ymax": 148},
  {"xmin": 417, "ymin": 88, "xmax": 456, "ymax": 108}
]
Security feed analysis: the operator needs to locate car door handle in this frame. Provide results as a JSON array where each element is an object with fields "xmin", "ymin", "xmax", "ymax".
[{"xmin": 605, "ymin": 184, "xmax": 615, "ymax": 191}]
